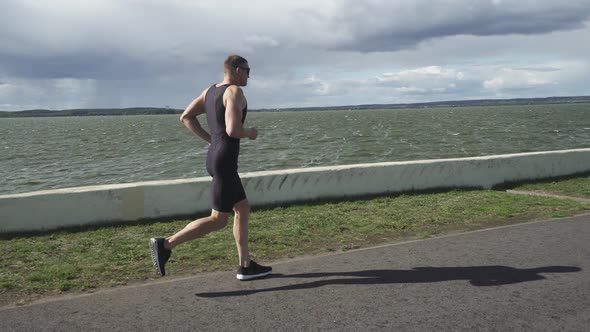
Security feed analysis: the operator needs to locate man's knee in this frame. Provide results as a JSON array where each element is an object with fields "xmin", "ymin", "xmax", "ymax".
[
  {"xmin": 233, "ymin": 199, "xmax": 250, "ymax": 216},
  {"xmin": 210, "ymin": 211, "xmax": 230, "ymax": 229}
]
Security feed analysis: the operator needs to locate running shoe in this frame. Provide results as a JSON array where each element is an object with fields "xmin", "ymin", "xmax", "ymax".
[
  {"xmin": 150, "ymin": 238, "xmax": 171, "ymax": 276},
  {"xmin": 236, "ymin": 260, "xmax": 272, "ymax": 280}
]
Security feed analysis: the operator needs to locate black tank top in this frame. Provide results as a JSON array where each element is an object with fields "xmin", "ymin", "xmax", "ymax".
[{"xmin": 205, "ymin": 84, "xmax": 248, "ymax": 168}]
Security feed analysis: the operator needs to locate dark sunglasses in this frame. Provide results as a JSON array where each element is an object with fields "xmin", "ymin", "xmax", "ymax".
[{"xmin": 236, "ymin": 66, "xmax": 250, "ymax": 75}]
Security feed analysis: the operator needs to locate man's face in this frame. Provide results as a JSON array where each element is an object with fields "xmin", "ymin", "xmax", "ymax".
[{"xmin": 237, "ymin": 62, "xmax": 250, "ymax": 86}]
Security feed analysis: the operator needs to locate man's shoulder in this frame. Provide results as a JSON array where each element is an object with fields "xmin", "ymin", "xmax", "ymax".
[
  {"xmin": 225, "ymin": 84, "xmax": 243, "ymax": 93},
  {"xmin": 200, "ymin": 86, "xmax": 211, "ymax": 97},
  {"xmin": 224, "ymin": 85, "xmax": 245, "ymax": 98}
]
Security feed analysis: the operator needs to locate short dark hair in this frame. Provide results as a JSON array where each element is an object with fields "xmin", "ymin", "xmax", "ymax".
[{"xmin": 224, "ymin": 55, "xmax": 248, "ymax": 74}]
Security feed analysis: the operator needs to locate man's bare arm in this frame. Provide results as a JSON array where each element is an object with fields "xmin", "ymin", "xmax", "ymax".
[
  {"xmin": 225, "ymin": 86, "xmax": 257, "ymax": 139},
  {"xmin": 180, "ymin": 88, "xmax": 211, "ymax": 143}
]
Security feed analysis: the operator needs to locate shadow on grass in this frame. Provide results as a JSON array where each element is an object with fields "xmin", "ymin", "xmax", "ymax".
[
  {"xmin": 196, "ymin": 265, "xmax": 581, "ymax": 298},
  {"xmin": 0, "ymin": 213, "xmax": 200, "ymax": 240},
  {"xmin": 492, "ymin": 171, "xmax": 590, "ymax": 191}
]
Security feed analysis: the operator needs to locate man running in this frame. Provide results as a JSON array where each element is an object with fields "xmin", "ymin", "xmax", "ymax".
[{"xmin": 150, "ymin": 55, "xmax": 272, "ymax": 281}]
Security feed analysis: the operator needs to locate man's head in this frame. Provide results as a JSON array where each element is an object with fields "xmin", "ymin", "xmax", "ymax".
[{"xmin": 224, "ymin": 55, "xmax": 250, "ymax": 86}]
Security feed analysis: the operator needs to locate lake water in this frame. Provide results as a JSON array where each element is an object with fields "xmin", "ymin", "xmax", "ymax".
[{"xmin": 1, "ymin": 103, "xmax": 589, "ymax": 195}]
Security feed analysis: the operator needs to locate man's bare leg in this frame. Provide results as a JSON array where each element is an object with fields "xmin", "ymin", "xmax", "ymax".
[
  {"xmin": 150, "ymin": 210, "xmax": 230, "ymax": 276},
  {"xmin": 232, "ymin": 199, "xmax": 273, "ymax": 280},
  {"xmin": 233, "ymin": 199, "xmax": 250, "ymax": 267},
  {"xmin": 166, "ymin": 210, "xmax": 231, "ymax": 250}
]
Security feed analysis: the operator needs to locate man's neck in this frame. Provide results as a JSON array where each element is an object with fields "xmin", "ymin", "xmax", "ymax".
[{"xmin": 220, "ymin": 76, "xmax": 239, "ymax": 86}]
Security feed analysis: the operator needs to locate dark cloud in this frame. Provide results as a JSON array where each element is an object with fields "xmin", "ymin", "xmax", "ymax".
[
  {"xmin": 330, "ymin": 2, "xmax": 590, "ymax": 52},
  {"xmin": 0, "ymin": 53, "xmax": 122, "ymax": 79},
  {"xmin": 0, "ymin": 51, "xmax": 206, "ymax": 80}
]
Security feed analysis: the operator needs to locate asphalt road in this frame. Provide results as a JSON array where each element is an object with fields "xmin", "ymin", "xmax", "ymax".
[{"xmin": 1, "ymin": 214, "xmax": 589, "ymax": 331}]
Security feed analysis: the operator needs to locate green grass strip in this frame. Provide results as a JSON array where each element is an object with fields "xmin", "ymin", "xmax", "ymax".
[
  {"xmin": 1, "ymin": 187, "xmax": 589, "ymax": 306},
  {"xmin": 511, "ymin": 173, "xmax": 590, "ymax": 199}
]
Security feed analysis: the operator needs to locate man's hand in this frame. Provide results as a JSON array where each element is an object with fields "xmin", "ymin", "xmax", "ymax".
[
  {"xmin": 248, "ymin": 128, "xmax": 258, "ymax": 140},
  {"xmin": 180, "ymin": 88, "xmax": 211, "ymax": 143}
]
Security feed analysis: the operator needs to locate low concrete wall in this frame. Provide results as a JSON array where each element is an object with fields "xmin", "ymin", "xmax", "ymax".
[{"xmin": 1, "ymin": 148, "xmax": 589, "ymax": 233}]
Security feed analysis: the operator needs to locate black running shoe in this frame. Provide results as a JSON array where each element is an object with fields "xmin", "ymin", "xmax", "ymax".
[
  {"xmin": 236, "ymin": 260, "xmax": 272, "ymax": 280},
  {"xmin": 150, "ymin": 238, "xmax": 171, "ymax": 276}
]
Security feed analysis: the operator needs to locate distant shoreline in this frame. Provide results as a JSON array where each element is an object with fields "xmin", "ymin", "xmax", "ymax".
[{"xmin": 1, "ymin": 95, "xmax": 589, "ymax": 118}]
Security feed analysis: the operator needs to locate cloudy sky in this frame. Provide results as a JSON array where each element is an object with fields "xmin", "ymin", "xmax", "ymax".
[{"xmin": 1, "ymin": 0, "xmax": 590, "ymax": 111}]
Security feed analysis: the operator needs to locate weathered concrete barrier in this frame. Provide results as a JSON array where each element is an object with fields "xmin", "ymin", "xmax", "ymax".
[{"xmin": 1, "ymin": 148, "xmax": 589, "ymax": 233}]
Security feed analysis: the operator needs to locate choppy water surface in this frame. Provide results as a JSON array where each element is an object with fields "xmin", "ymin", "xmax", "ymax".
[{"xmin": 1, "ymin": 104, "xmax": 589, "ymax": 195}]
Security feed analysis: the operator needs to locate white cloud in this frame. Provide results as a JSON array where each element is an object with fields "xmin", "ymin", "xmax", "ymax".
[
  {"xmin": 483, "ymin": 77, "xmax": 505, "ymax": 90},
  {"xmin": 394, "ymin": 86, "xmax": 428, "ymax": 94},
  {"xmin": 244, "ymin": 35, "xmax": 280, "ymax": 48},
  {"xmin": 482, "ymin": 72, "xmax": 553, "ymax": 91},
  {"xmin": 479, "ymin": 62, "xmax": 588, "ymax": 92},
  {"xmin": 246, "ymin": 59, "xmax": 590, "ymax": 108},
  {"xmin": 377, "ymin": 66, "xmax": 465, "ymax": 84},
  {"xmin": 301, "ymin": 76, "xmax": 332, "ymax": 95}
]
